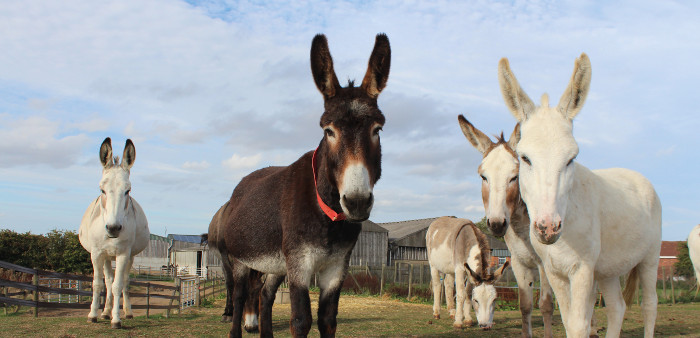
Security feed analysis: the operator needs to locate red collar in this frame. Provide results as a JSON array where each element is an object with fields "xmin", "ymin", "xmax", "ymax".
[{"xmin": 312, "ymin": 148, "xmax": 346, "ymax": 221}]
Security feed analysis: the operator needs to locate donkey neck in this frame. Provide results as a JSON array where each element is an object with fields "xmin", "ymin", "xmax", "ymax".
[{"xmin": 312, "ymin": 143, "xmax": 344, "ymax": 220}]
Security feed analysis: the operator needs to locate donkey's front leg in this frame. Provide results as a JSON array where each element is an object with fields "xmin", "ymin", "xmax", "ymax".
[
  {"xmin": 537, "ymin": 265, "xmax": 555, "ymax": 338},
  {"xmin": 122, "ymin": 256, "xmax": 135, "ymax": 319},
  {"xmin": 566, "ymin": 267, "xmax": 596, "ymax": 338},
  {"xmin": 88, "ymin": 253, "xmax": 107, "ymax": 322},
  {"xmin": 317, "ymin": 263, "xmax": 348, "ymax": 338},
  {"xmin": 101, "ymin": 259, "xmax": 114, "ymax": 320},
  {"xmin": 511, "ymin": 258, "xmax": 537, "ymax": 338},
  {"xmin": 287, "ymin": 261, "xmax": 313, "ymax": 337},
  {"xmin": 453, "ymin": 269, "xmax": 471, "ymax": 328},
  {"xmin": 110, "ymin": 255, "xmax": 130, "ymax": 329},
  {"xmin": 259, "ymin": 274, "xmax": 285, "ymax": 338}
]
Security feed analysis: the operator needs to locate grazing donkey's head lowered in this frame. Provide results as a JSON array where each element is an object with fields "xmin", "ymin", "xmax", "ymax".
[
  {"xmin": 98, "ymin": 137, "xmax": 136, "ymax": 238},
  {"xmin": 465, "ymin": 261, "xmax": 509, "ymax": 329},
  {"xmin": 311, "ymin": 34, "xmax": 390, "ymax": 222}
]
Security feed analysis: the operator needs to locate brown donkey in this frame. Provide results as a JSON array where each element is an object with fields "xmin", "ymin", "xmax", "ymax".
[
  {"xmin": 205, "ymin": 201, "xmax": 264, "ymax": 332},
  {"xmin": 219, "ymin": 33, "xmax": 390, "ymax": 338}
]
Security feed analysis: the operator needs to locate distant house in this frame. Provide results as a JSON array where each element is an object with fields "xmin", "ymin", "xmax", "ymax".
[
  {"xmin": 659, "ymin": 241, "xmax": 683, "ymax": 279},
  {"xmin": 349, "ymin": 220, "xmax": 389, "ymax": 266}
]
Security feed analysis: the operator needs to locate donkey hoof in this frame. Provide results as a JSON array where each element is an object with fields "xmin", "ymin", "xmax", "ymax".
[
  {"xmin": 433, "ymin": 314, "xmax": 440, "ymax": 320},
  {"xmin": 126, "ymin": 315, "xmax": 133, "ymax": 319},
  {"xmin": 464, "ymin": 319, "xmax": 475, "ymax": 327},
  {"xmin": 452, "ymin": 322, "xmax": 464, "ymax": 329},
  {"xmin": 111, "ymin": 321, "xmax": 122, "ymax": 329},
  {"xmin": 221, "ymin": 315, "xmax": 233, "ymax": 323},
  {"xmin": 101, "ymin": 314, "xmax": 111, "ymax": 320},
  {"xmin": 449, "ymin": 314, "xmax": 455, "ymax": 319},
  {"xmin": 88, "ymin": 317, "xmax": 98, "ymax": 323}
]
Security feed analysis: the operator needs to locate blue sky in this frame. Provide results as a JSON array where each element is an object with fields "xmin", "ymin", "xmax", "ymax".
[{"xmin": 0, "ymin": 0, "xmax": 698, "ymax": 241}]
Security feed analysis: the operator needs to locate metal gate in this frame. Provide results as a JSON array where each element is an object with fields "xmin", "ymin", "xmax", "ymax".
[{"xmin": 179, "ymin": 276, "xmax": 199, "ymax": 309}]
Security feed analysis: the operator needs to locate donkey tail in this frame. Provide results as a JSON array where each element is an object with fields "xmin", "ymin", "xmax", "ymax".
[{"xmin": 622, "ymin": 265, "xmax": 639, "ymax": 308}]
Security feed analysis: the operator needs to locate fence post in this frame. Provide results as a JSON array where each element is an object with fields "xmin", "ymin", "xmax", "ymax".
[
  {"xmin": 3, "ymin": 287, "xmax": 7, "ymax": 315},
  {"xmin": 407, "ymin": 264, "xmax": 413, "ymax": 301},
  {"xmin": 661, "ymin": 267, "xmax": 667, "ymax": 299},
  {"xmin": 146, "ymin": 282, "xmax": 151, "ymax": 318},
  {"xmin": 670, "ymin": 267, "xmax": 675, "ymax": 305},
  {"xmin": 32, "ymin": 273, "xmax": 39, "ymax": 317},
  {"xmin": 394, "ymin": 262, "xmax": 398, "ymax": 283},
  {"xmin": 380, "ymin": 264, "xmax": 385, "ymax": 296},
  {"xmin": 177, "ymin": 277, "xmax": 182, "ymax": 314},
  {"xmin": 196, "ymin": 276, "xmax": 201, "ymax": 307}
]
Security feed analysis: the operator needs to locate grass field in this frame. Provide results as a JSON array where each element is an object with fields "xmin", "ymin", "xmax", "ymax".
[{"xmin": 1, "ymin": 292, "xmax": 699, "ymax": 337}]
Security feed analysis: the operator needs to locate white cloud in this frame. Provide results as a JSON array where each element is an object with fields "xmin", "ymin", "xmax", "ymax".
[
  {"xmin": 182, "ymin": 160, "xmax": 210, "ymax": 171},
  {"xmin": 222, "ymin": 153, "xmax": 262, "ymax": 170}
]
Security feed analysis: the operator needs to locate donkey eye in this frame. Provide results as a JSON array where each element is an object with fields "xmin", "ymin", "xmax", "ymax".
[
  {"xmin": 372, "ymin": 126, "xmax": 382, "ymax": 136},
  {"xmin": 509, "ymin": 176, "xmax": 517, "ymax": 183},
  {"xmin": 324, "ymin": 128, "xmax": 335, "ymax": 138},
  {"xmin": 480, "ymin": 175, "xmax": 487, "ymax": 182},
  {"xmin": 520, "ymin": 155, "xmax": 531, "ymax": 165},
  {"xmin": 125, "ymin": 189, "xmax": 131, "ymax": 196},
  {"xmin": 567, "ymin": 157, "xmax": 576, "ymax": 166},
  {"xmin": 101, "ymin": 189, "xmax": 106, "ymax": 194}
]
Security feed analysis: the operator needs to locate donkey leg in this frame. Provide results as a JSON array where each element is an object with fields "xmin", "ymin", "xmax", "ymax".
[
  {"xmin": 638, "ymin": 261, "xmax": 659, "ymax": 338},
  {"xmin": 444, "ymin": 273, "xmax": 456, "ymax": 319},
  {"xmin": 220, "ymin": 253, "xmax": 235, "ymax": 322},
  {"xmin": 453, "ymin": 269, "xmax": 469, "ymax": 328},
  {"xmin": 123, "ymin": 256, "xmax": 135, "ymax": 319},
  {"xmin": 566, "ymin": 267, "xmax": 596, "ymax": 338},
  {"xmin": 537, "ymin": 265, "xmax": 555, "ymax": 338},
  {"xmin": 243, "ymin": 270, "xmax": 263, "ymax": 333},
  {"xmin": 88, "ymin": 253, "xmax": 107, "ymax": 322},
  {"xmin": 511, "ymin": 259, "xmax": 536, "ymax": 338},
  {"xmin": 287, "ymin": 262, "xmax": 313, "ymax": 338},
  {"xmin": 429, "ymin": 267, "xmax": 442, "ymax": 319},
  {"xmin": 228, "ymin": 262, "xmax": 250, "ymax": 338},
  {"xmin": 317, "ymin": 262, "xmax": 347, "ymax": 338},
  {"xmin": 546, "ymin": 270, "xmax": 571, "ymax": 330},
  {"xmin": 101, "ymin": 258, "xmax": 114, "ymax": 320},
  {"xmin": 110, "ymin": 255, "xmax": 130, "ymax": 329},
  {"xmin": 598, "ymin": 277, "xmax": 624, "ymax": 338},
  {"xmin": 259, "ymin": 274, "xmax": 285, "ymax": 338}
]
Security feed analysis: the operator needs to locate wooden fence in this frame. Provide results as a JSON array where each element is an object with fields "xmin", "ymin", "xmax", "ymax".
[{"xmin": 0, "ymin": 260, "xmax": 226, "ymax": 317}]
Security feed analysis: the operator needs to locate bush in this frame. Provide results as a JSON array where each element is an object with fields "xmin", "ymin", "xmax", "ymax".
[{"xmin": 0, "ymin": 228, "xmax": 91, "ymax": 274}]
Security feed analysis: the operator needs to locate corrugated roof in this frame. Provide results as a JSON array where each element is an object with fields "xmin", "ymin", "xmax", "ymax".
[
  {"xmin": 378, "ymin": 217, "xmax": 441, "ymax": 241},
  {"xmin": 362, "ymin": 220, "xmax": 388, "ymax": 233},
  {"xmin": 168, "ymin": 234, "xmax": 203, "ymax": 244}
]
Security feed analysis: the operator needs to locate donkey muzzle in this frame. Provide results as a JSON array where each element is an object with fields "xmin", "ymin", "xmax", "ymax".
[
  {"xmin": 534, "ymin": 220, "xmax": 562, "ymax": 245},
  {"xmin": 487, "ymin": 218, "xmax": 508, "ymax": 238},
  {"xmin": 106, "ymin": 224, "xmax": 123, "ymax": 238},
  {"xmin": 341, "ymin": 193, "xmax": 373, "ymax": 222}
]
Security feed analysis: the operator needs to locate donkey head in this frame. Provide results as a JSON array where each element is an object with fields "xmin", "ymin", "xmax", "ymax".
[
  {"xmin": 465, "ymin": 261, "xmax": 510, "ymax": 329},
  {"xmin": 458, "ymin": 115, "xmax": 521, "ymax": 237},
  {"xmin": 498, "ymin": 54, "xmax": 591, "ymax": 245},
  {"xmin": 311, "ymin": 34, "xmax": 390, "ymax": 222},
  {"xmin": 98, "ymin": 137, "xmax": 135, "ymax": 238}
]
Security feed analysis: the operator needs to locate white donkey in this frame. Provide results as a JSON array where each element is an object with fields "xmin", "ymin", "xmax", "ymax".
[
  {"xmin": 426, "ymin": 216, "xmax": 509, "ymax": 329},
  {"xmin": 458, "ymin": 116, "xmax": 555, "ymax": 338},
  {"xmin": 688, "ymin": 224, "xmax": 700, "ymax": 297},
  {"xmin": 499, "ymin": 54, "xmax": 662, "ymax": 337},
  {"xmin": 79, "ymin": 137, "xmax": 150, "ymax": 329}
]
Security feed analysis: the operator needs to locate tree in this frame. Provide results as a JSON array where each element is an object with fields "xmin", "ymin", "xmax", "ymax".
[
  {"xmin": 675, "ymin": 241, "xmax": 694, "ymax": 278},
  {"xmin": 0, "ymin": 229, "xmax": 91, "ymax": 274}
]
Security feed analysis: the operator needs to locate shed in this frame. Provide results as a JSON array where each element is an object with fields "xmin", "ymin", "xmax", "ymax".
[
  {"xmin": 171, "ymin": 245, "xmax": 208, "ymax": 277},
  {"xmin": 349, "ymin": 220, "xmax": 389, "ymax": 266},
  {"xmin": 379, "ymin": 217, "xmax": 439, "ymax": 264},
  {"xmin": 168, "ymin": 234, "xmax": 221, "ymax": 275},
  {"xmin": 133, "ymin": 234, "xmax": 169, "ymax": 269}
]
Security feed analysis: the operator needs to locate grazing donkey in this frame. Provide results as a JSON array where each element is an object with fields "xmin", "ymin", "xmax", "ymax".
[
  {"xmin": 457, "ymin": 116, "xmax": 555, "ymax": 337},
  {"xmin": 499, "ymin": 54, "xmax": 662, "ymax": 337},
  {"xmin": 206, "ymin": 201, "xmax": 264, "ymax": 332},
  {"xmin": 218, "ymin": 33, "xmax": 390, "ymax": 338},
  {"xmin": 79, "ymin": 137, "xmax": 150, "ymax": 329},
  {"xmin": 688, "ymin": 224, "xmax": 700, "ymax": 297},
  {"xmin": 426, "ymin": 216, "xmax": 509, "ymax": 329}
]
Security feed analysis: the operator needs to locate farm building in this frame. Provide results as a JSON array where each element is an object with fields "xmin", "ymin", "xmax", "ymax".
[
  {"xmin": 658, "ymin": 241, "xmax": 683, "ymax": 279},
  {"xmin": 133, "ymin": 234, "xmax": 170, "ymax": 268},
  {"xmin": 379, "ymin": 217, "xmax": 439, "ymax": 264},
  {"xmin": 348, "ymin": 220, "xmax": 389, "ymax": 266}
]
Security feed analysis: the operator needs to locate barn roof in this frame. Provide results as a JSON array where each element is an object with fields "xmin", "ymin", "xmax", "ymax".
[
  {"xmin": 660, "ymin": 241, "xmax": 683, "ymax": 257},
  {"xmin": 378, "ymin": 217, "xmax": 440, "ymax": 242},
  {"xmin": 168, "ymin": 234, "xmax": 204, "ymax": 244},
  {"xmin": 362, "ymin": 220, "xmax": 388, "ymax": 233}
]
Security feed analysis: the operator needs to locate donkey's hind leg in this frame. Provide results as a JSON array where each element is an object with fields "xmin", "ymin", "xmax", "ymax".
[
  {"xmin": 429, "ymin": 267, "xmax": 442, "ymax": 319},
  {"xmin": 220, "ymin": 251, "xmax": 235, "ymax": 322},
  {"xmin": 444, "ymin": 273, "xmax": 456, "ymax": 319},
  {"xmin": 101, "ymin": 258, "xmax": 115, "ymax": 320},
  {"xmin": 228, "ymin": 260, "xmax": 251, "ymax": 338},
  {"xmin": 638, "ymin": 260, "xmax": 659, "ymax": 338},
  {"xmin": 598, "ymin": 276, "xmax": 625, "ymax": 338}
]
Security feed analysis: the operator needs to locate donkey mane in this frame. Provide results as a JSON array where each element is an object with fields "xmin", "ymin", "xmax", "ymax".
[{"xmin": 467, "ymin": 222, "xmax": 492, "ymax": 282}]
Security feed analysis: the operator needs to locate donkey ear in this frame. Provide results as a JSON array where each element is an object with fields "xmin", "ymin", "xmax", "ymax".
[
  {"xmin": 464, "ymin": 263, "xmax": 480, "ymax": 284},
  {"xmin": 310, "ymin": 34, "xmax": 341, "ymax": 99},
  {"xmin": 498, "ymin": 58, "xmax": 535, "ymax": 122},
  {"xmin": 99, "ymin": 137, "xmax": 113, "ymax": 168},
  {"xmin": 506, "ymin": 123, "xmax": 521, "ymax": 150},
  {"xmin": 121, "ymin": 139, "xmax": 135, "ymax": 170},
  {"xmin": 360, "ymin": 33, "xmax": 391, "ymax": 98},
  {"xmin": 557, "ymin": 53, "xmax": 591, "ymax": 120},
  {"xmin": 458, "ymin": 115, "xmax": 493, "ymax": 154},
  {"xmin": 492, "ymin": 260, "xmax": 510, "ymax": 281}
]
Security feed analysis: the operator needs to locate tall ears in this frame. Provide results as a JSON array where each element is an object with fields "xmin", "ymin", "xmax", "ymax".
[
  {"xmin": 492, "ymin": 260, "xmax": 510, "ymax": 281},
  {"xmin": 498, "ymin": 58, "xmax": 535, "ymax": 123},
  {"xmin": 360, "ymin": 33, "xmax": 391, "ymax": 98},
  {"xmin": 121, "ymin": 139, "xmax": 135, "ymax": 170},
  {"xmin": 464, "ymin": 263, "xmax": 481, "ymax": 285},
  {"xmin": 310, "ymin": 34, "xmax": 341, "ymax": 99},
  {"xmin": 99, "ymin": 137, "xmax": 113, "ymax": 168},
  {"xmin": 506, "ymin": 123, "xmax": 520, "ymax": 150},
  {"xmin": 458, "ymin": 115, "xmax": 493, "ymax": 154},
  {"xmin": 557, "ymin": 53, "xmax": 591, "ymax": 120}
]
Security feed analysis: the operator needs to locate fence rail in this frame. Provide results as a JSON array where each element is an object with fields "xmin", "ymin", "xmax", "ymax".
[{"xmin": 0, "ymin": 260, "xmax": 226, "ymax": 317}]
